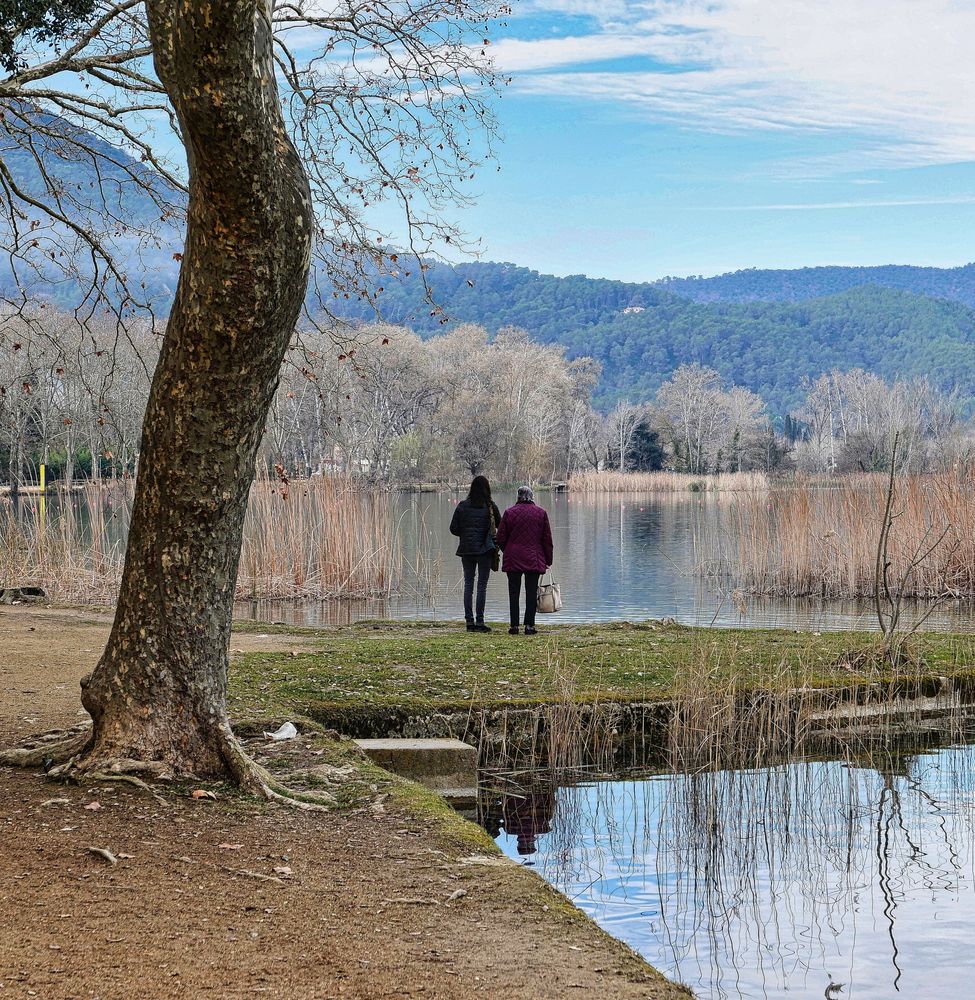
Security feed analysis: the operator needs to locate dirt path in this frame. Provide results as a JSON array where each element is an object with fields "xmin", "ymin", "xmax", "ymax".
[
  {"xmin": 0, "ymin": 607, "xmax": 689, "ymax": 1000},
  {"xmin": 0, "ymin": 606, "xmax": 323, "ymax": 744}
]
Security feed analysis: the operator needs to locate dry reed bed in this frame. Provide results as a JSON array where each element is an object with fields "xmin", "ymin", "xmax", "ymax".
[
  {"xmin": 709, "ymin": 469, "xmax": 975, "ymax": 598},
  {"xmin": 0, "ymin": 482, "xmax": 130, "ymax": 603},
  {"xmin": 569, "ymin": 470, "xmax": 769, "ymax": 493},
  {"xmin": 0, "ymin": 476, "xmax": 399, "ymax": 604},
  {"xmin": 238, "ymin": 476, "xmax": 400, "ymax": 599}
]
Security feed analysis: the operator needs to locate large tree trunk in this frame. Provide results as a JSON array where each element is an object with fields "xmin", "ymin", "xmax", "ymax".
[{"xmin": 73, "ymin": 0, "xmax": 313, "ymax": 780}]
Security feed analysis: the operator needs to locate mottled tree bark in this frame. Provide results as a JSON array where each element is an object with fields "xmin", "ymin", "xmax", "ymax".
[{"xmin": 70, "ymin": 0, "xmax": 313, "ymax": 780}]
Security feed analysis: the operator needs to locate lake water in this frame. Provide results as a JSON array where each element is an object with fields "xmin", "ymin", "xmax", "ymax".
[
  {"xmin": 492, "ymin": 740, "xmax": 975, "ymax": 999},
  {"xmin": 242, "ymin": 491, "xmax": 975, "ymax": 633},
  {"xmin": 9, "ymin": 487, "xmax": 974, "ymax": 631}
]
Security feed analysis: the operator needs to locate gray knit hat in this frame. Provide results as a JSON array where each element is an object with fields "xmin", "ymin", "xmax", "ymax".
[{"xmin": 517, "ymin": 485, "xmax": 534, "ymax": 502}]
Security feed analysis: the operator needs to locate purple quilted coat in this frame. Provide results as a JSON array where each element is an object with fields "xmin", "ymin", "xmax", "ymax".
[{"xmin": 495, "ymin": 501, "xmax": 553, "ymax": 573}]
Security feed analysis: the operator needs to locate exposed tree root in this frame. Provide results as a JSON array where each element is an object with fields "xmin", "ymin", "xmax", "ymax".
[
  {"xmin": 48, "ymin": 756, "xmax": 175, "ymax": 782},
  {"xmin": 0, "ymin": 723, "xmax": 92, "ymax": 769},
  {"xmin": 87, "ymin": 771, "xmax": 170, "ymax": 807},
  {"xmin": 218, "ymin": 723, "xmax": 336, "ymax": 812},
  {"xmin": 3, "ymin": 721, "xmax": 337, "ymax": 812}
]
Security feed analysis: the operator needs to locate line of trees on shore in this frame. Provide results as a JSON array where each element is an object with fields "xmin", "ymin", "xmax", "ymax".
[
  {"xmin": 1, "ymin": 311, "xmax": 971, "ymax": 489},
  {"xmin": 0, "ymin": 313, "xmax": 152, "ymax": 488}
]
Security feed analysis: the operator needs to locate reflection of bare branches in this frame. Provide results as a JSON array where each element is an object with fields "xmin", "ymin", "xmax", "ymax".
[
  {"xmin": 508, "ymin": 742, "xmax": 975, "ymax": 999},
  {"xmin": 875, "ymin": 781, "xmax": 903, "ymax": 991}
]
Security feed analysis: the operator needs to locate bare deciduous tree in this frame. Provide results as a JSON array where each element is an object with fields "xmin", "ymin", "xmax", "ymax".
[
  {"xmin": 654, "ymin": 364, "xmax": 767, "ymax": 474},
  {"xmin": 606, "ymin": 399, "xmax": 645, "ymax": 471},
  {"xmin": 0, "ymin": 0, "xmax": 505, "ymax": 789},
  {"xmin": 793, "ymin": 369, "xmax": 968, "ymax": 474}
]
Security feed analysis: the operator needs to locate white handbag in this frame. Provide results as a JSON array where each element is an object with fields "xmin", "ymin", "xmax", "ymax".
[{"xmin": 537, "ymin": 576, "xmax": 562, "ymax": 614}]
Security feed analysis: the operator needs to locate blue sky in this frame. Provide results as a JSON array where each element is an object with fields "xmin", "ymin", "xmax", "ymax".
[{"xmin": 451, "ymin": 0, "xmax": 975, "ymax": 282}]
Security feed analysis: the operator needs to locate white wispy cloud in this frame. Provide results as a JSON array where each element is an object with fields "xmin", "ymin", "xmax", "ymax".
[
  {"xmin": 521, "ymin": 1, "xmax": 632, "ymax": 19},
  {"xmin": 487, "ymin": 34, "xmax": 652, "ymax": 73},
  {"xmin": 503, "ymin": 1, "xmax": 975, "ymax": 171},
  {"xmin": 716, "ymin": 195, "xmax": 975, "ymax": 211}
]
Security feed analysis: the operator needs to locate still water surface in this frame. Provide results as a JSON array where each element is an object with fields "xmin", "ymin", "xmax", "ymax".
[
  {"xmin": 11, "ymin": 488, "xmax": 974, "ymax": 630},
  {"xmin": 243, "ymin": 491, "xmax": 975, "ymax": 632},
  {"xmin": 493, "ymin": 743, "xmax": 975, "ymax": 999}
]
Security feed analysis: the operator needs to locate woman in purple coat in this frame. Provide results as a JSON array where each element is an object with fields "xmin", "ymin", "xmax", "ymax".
[{"xmin": 495, "ymin": 485, "xmax": 554, "ymax": 635}]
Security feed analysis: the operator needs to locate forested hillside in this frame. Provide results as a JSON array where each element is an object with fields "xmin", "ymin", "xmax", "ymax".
[
  {"xmin": 565, "ymin": 285, "xmax": 975, "ymax": 413},
  {"xmin": 339, "ymin": 262, "xmax": 975, "ymax": 413},
  {"xmin": 4, "ymin": 123, "xmax": 975, "ymax": 415},
  {"xmin": 657, "ymin": 263, "xmax": 975, "ymax": 307}
]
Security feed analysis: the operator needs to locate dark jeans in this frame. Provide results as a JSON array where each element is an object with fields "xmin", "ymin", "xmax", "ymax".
[
  {"xmin": 507, "ymin": 571, "xmax": 541, "ymax": 628},
  {"xmin": 461, "ymin": 554, "xmax": 493, "ymax": 624}
]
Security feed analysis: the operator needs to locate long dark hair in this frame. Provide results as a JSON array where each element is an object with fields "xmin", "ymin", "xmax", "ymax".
[{"xmin": 467, "ymin": 475, "xmax": 492, "ymax": 508}]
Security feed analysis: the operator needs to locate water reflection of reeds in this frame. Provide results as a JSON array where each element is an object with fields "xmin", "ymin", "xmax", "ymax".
[
  {"xmin": 490, "ymin": 668, "xmax": 975, "ymax": 999},
  {"xmin": 493, "ymin": 743, "xmax": 975, "ymax": 999}
]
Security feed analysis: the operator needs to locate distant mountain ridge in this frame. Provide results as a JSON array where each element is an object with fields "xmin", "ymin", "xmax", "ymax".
[
  {"xmin": 655, "ymin": 263, "xmax": 975, "ymax": 308},
  {"xmin": 3, "ymin": 122, "xmax": 975, "ymax": 414},
  {"xmin": 0, "ymin": 112, "xmax": 183, "ymax": 306},
  {"xmin": 335, "ymin": 261, "xmax": 975, "ymax": 414}
]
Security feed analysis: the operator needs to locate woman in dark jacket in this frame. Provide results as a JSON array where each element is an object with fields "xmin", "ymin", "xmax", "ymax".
[
  {"xmin": 495, "ymin": 485, "xmax": 553, "ymax": 635},
  {"xmin": 449, "ymin": 475, "xmax": 502, "ymax": 632}
]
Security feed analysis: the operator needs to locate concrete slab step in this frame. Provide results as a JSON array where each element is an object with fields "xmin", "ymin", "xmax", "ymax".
[{"xmin": 354, "ymin": 738, "xmax": 478, "ymax": 795}]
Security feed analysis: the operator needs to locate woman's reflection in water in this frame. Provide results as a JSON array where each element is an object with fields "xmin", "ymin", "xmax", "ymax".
[{"xmin": 501, "ymin": 788, "xmax": 557, "ymax": 863}]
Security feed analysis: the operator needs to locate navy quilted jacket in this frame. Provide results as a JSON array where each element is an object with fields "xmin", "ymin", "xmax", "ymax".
[{"xmin": 449, "ymin": 499, "xmax": 502, "ymax": 557}]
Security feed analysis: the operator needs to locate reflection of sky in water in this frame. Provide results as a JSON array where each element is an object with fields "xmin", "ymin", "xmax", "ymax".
[
  {"xmin": 241, "ymin": 492, "xmax": 975, "ymax": 632},
  {"xmin": 495, "ymin": 749, "xmax": 975, "ymax": 999}
]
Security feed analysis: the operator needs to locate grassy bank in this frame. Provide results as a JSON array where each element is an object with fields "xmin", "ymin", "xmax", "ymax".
[{"xmin": 229, "ymin": 620, "xmax": 975, "ymax": 726}]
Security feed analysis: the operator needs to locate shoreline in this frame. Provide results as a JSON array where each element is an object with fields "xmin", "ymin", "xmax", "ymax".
[
  {"xmin": 5, "ymin": 606, "xmax": 974, "ymax": 998},
  {"xmin": 0, "ymin": 605, "xmax": 693, "ymax": 999}
]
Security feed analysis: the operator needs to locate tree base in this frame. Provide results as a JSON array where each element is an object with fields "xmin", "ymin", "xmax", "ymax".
[{"xmin": 1, "ymin": 721, "xmax": 336, "ymax": 812}]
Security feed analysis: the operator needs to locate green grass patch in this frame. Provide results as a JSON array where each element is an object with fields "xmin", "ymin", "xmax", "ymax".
[{"xmin": 229, "ymin": 620, "xmax": 975, "ymax": 725}]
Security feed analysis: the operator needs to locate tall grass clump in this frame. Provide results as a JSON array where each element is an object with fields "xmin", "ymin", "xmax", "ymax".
[
  {"xmin": 238, "ymin": 474, "xmax": 400, "ymax": 599},
  {"xmin": 0, "ymin": 475, "xmax": 401, "ymax": 604},
  {"xmin": 664, "ymin": 631, "xmax": 972, "ymax": 787},
  {"xmin": 569, "ymin": 470, "xmax": 768, "ymax": 493},
  {"xmin": 710, "ymin": 469, "xmax": 975, "ymax": 598}
]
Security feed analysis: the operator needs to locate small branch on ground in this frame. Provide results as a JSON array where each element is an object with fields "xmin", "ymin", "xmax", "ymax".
[{"xmin": 88, "ymin": 846, "xmax": 118, "ymax": 865}]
